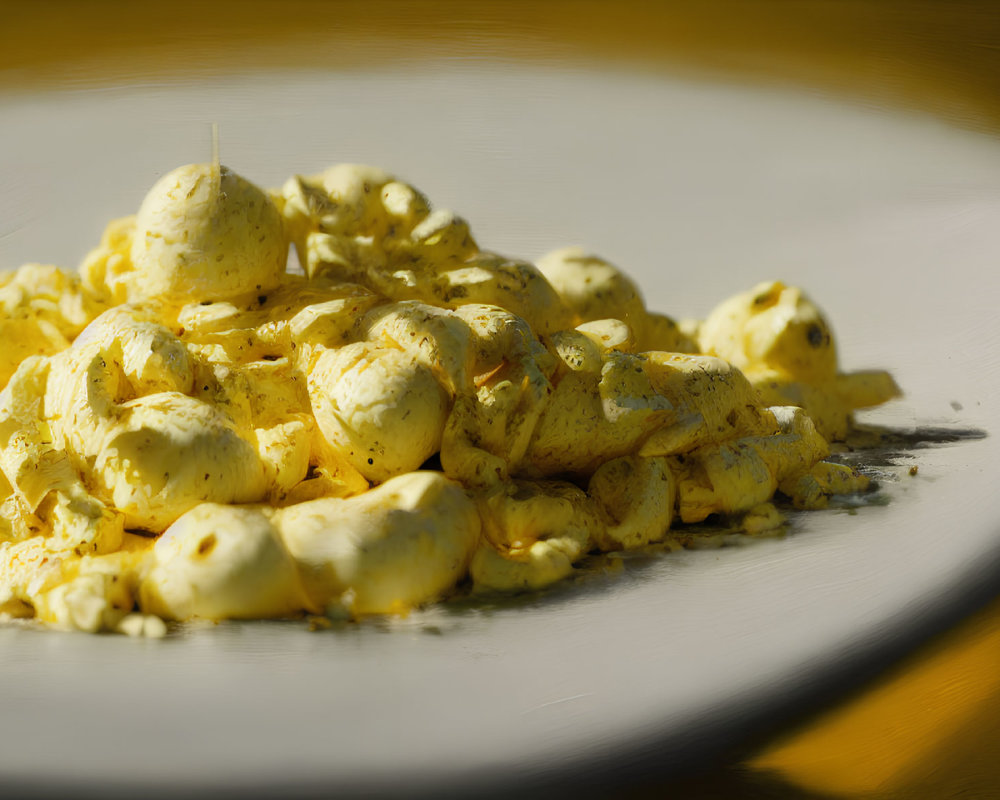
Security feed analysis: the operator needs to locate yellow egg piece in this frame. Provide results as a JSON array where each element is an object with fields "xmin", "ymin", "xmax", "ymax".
[{"xmin": 130, "ymin": 163, "xmax": 288, "ymax": 303}]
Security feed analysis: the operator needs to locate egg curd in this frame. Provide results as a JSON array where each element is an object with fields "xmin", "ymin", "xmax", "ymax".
[{"xmin": 0, "ymin": 161, "xmax": 900, "ymax": 634}]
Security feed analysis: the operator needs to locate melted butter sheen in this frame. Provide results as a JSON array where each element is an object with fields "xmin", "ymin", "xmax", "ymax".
[{"xmin": 0, "ymin": 162, "xmax": 899, "ymax": 633}]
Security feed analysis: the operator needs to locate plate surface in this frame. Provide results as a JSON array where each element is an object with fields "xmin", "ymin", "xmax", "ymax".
[{"xmin": 1, "ymin": 66, "xmax": 999, "ymax": 796}]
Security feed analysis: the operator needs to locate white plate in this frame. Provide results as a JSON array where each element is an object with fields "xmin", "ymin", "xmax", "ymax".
[{"xmin": 1, "ymin": 65, "xmax": 998, "ymax": 796}]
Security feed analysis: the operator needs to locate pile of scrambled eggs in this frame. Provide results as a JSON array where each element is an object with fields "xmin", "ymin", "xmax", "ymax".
[{"xmin": 0, "ymin": 161, "xmax": 899, "ymax": 634}]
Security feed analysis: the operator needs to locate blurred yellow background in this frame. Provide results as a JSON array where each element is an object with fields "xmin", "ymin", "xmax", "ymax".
[
  {"xmin": 5, "ymin": 0, "xmax": 1000, "ymax": 134},
  {"xmin": 4, "ymin": 2, "xmax": 1000, "ymax": 797}
]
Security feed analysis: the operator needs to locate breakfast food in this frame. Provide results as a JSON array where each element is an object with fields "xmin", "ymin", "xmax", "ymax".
[{"xmin": 0, "ymin": 160, "xmax": 900, "ymax": 633}]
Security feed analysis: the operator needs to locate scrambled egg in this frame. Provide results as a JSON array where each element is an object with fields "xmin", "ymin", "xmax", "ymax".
[{"xmin": 0, "ymin": 160, "xmax": 900, "ymax": 633}]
